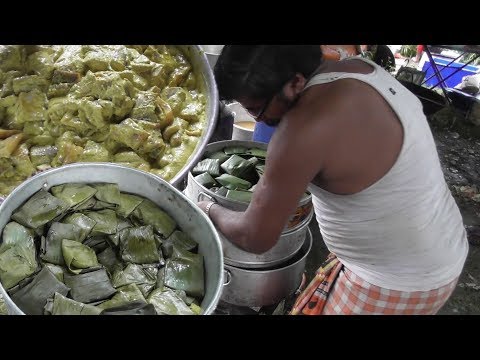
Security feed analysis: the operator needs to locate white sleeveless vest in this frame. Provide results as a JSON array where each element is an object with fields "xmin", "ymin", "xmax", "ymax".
[{"xmin": 306, "ymin": 58, "xmax": 468, "ymax": 291}]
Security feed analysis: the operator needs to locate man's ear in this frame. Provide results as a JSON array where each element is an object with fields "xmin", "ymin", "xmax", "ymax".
[{"xmin": 282, "ymin": 73, "xmax": 307, "ymax": 99}]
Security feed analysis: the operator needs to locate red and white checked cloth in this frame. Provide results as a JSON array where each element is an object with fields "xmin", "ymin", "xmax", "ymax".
[{"xmin": 290, "ymin": 254, "xmax": 458, "ymax": 315}]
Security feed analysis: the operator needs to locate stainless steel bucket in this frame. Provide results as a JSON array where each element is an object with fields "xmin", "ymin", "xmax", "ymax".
[
  {"xmin": 221, "ymin": 228, "xmax": 313, "ymax": 308},
  {"xmin": 0, "ymin": 163, "xmax": 224, "ymax": 315},
  {"xmin": 185, "ymin": 140, "xmax": 313, "ymax": 233}
]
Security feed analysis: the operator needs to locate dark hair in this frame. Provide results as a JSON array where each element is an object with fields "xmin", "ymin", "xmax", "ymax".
[{"xmin": 213, "ymin": 45, "xmax": 322, "ymax": 101}]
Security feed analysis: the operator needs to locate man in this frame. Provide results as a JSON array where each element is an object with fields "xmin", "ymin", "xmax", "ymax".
[{"xmin": 198, "ymin": 45, "xmax": 468, "ymax": 315}]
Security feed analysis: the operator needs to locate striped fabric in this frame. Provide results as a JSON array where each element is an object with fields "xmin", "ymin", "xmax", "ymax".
[
  {"xmin": 290, "ymin": 254, "xmax": 343, "ymax": 315},
  {"xmin": 290, "ymin": 254, "xmax": 458, "ymax": 315}
]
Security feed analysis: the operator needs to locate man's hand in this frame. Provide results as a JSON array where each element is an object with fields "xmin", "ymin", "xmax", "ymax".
[{"xmin": 197, "ymin": 201, "xmax": 214, "ymax": 216}]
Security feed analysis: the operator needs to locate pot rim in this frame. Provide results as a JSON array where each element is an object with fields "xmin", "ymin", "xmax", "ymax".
[{"xmin": 223, "ymin": 227, "xmax": 313, "ymax": 274}]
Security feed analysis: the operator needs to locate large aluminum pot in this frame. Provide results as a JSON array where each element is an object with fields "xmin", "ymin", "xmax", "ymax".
[
  {"xmin": 221, "ymin": 228, "xmax": 313, "ymax": 308},
  {"xmin": 219, "ymin": 212, "xmax": 312, "ymax": 269},
  {"xmin": 0, "ymin": 45, "xmax": 218, "ymax": 202},
  {"xmin": 170, "ymin": 45, "xmax": 219, "ymax": 188},
  {"xmin": 0, "ymin": 163, "xmax": 224, "ymax": 315},
  {"xmin": 186, "ymin": 140, "xmax": 313, "ymax": 232}
]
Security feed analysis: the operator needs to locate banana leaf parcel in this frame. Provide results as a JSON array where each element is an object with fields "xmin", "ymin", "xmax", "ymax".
[
  {"xmin": 147, "ymin": 288, "xmax": 195, "ymax": 315},
  {"xmin": 45, "ymin": 292, "xmax": 103, "ymax": 315},
  {"xmin": 62, "ymin": 213, "xmax": 97, "ymax": 242},
  {"xmin": 50, "ymin": 183, "xmax": 97, "ymax": 208},
  {"xmin": 192, "ymin": 158, "xmax": 221, "ymax": 177},
  {"xmin": 64, "ymin": 268, "xmax": 116, "ymax": 304},
  {"xmin": 118, "ymin": 225, "xmax": 160, "ymax": 264},
  {"xmin": 96, "ymin": 283, "xmax": 146, "ymax": 310},
  {"xmin": 40, "ymin": 222, "xmax": 83, "ymax": 265},
  {"xmin": 101, "ymin": 301, "xmax": 157, "ymax": 315},
  {"xmin": 164, "ymin": 247, "xmax": 204, "ymax": 298},
  {"xmin": 11, "ymin": 189, "xmax": 69, "ymax": 229},
  {"xmin": 10, "ymin": 266, "xmax": 70, "ymax": 315},
  {"xmin": 131, "ymin": 199, "xmax": 176, "ymax": 238},
  {"xmin": 0, "ymin": 222, "xmax": 38, "ymax": 289}
]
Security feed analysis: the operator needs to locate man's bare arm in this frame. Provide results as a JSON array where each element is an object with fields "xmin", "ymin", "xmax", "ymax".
[{"xmin": 199, "ymin": 112, "xmax": 327, "ymax": 253}]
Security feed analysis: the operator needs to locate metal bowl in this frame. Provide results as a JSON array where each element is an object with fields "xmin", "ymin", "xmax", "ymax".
[
  {"xmin": 0, "ymin": 45, "xmax": 219, "ymax": 202},
  {"xmin": 186, "ymin": 140, "xmax": 313, "ymax": 232},
  {"xmin": 0, "ymin": 163, "xmax": 224, "ymax": 315},
  {"xmin": 221, "ymin": 227, "xmax": 313, "ymax": 307},
  {"xmin": 170, "ymin": 45, "xmax": 220, "ymax": 188}
]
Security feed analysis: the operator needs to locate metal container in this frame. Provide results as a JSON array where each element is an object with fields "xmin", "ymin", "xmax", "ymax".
[
  {"xmin": 221, "ymin": 228, "xmax": 313, "ymax": 308},
  {"xmin": 219, "ymin": 211, "xmax": 312, "ymax": 269},
  {"xmin": 0, "ymin": 45, "xmax": 219, "ymax": 202},
  {"xmin": 186, "ymin": 140, "xmax": 313, "ymax": 233},
  {"xmin": 0, "ymin": 163, "xmax": 224, "ymax": 315},
  {"xmin": 170, "ymin": 45, "xmax": 219, "ymax": 188},
  {"xmin": 199, "ymin": 45, "xmax": 224, "ymax": 70},
  {"xmin": 227, "ymin": 101, "xmax": 256, "ymax": 141},
  {"xmin": 231, "ymin": 121, "xmax": 255, "ymax": 141}
]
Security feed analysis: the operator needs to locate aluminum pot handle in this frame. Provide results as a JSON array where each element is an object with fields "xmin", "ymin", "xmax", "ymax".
[
  {"xmin": 223, "ymin": 269, "xmax": 232, "ymax": 286},
  {"xmin": 198, "ymin": 191, "xmax": 217, "ymax": 203}
]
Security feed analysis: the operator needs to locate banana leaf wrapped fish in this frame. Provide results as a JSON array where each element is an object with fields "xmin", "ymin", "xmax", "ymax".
[
  {"xmin": 82, "ymin": 236, "xmax": 110, "ymax": 254},
  {"xmin": 194, "ymin": 172, "xmax": 216, "ymax": 188},
  {"xmin": 84, "ymin": 209, "xmax": 118, "ymax": 236},
  {"xmin": 50, "ymin": 183, "xmax": 97, "ymax": 208},
  {"xmin": 100, "ymin": 301, "xmax": 157, "ymax": 315},
  {"xmin": 45, "ymin": 292, "xmax": 102, "ymax": 315},
  {"xmin": 131, "ymin": 199, "xmax": 176, "ymax": 238},
  {"xmin": 96, "ymin": 283, "xmax": 146, "ymax": 310},
  {"xmin": 11, "ymin": 189, "xmax": 69, "ymax": 229},
  {"xmin": 118, "ymin": 225, "xmax": 160, "ymax": 264},
  {"xmin": 245, "ymin": 148, "xmax": 267, "ymax": 159},
  {"xmin": 92, "ymin": 200, "xmax": 117, "ymax": 210},
  {"xmin": 215, "ymin": 174, "xmax": 251, "ymax": 191},
  {"xmin": 64, "ymin": 268, "xmax": 116, "ymax": 303},
  {"xmin": 172, "ymin": 288, "xmax": 196, "ymax": 306},
  {"xmin": 223, "ymin": 146, "xmax": 247, "ymax": 155},
  {"xmin": 192, "ymin": 158, "xmax": 220, "ymax": 177},
  {"xmin": 0, "ymin": 222, "xmax": 38, "ymax": 289},
  {"xmin": 73, "ymin": 197, "xmax": 97, "ymax": 211},
  {"xmin": 164, "ymin": 247, "xmax": 204, "ymax": 298},
  {"xmin": 10, "ymin": 266, "xmax": 70, "ymax": 315},
  {"xmin": 225, "ymin": 189, "xmax": 253, "ymax": 203},
  {"xmin": 111, "ymin": 263, "xmax": 158, "ymax": 297},
  {"xmin": 205, "ymin": 150, "xmax": 229, "ymax": 164},
  {"xmin": 108, "ymin": 218, "xmax": 133, "ymax": 247},
  {"xmin": 220, "ymin": 154, "xmax": 257, "ymax": 180},
  {"xmin": 62, "ymin": 239, "xmax": 99, "ymax": 274},
  {"xmin": 97, "ymin": 246, "xmax": 124, "ymax": 275},
  {"xmin": 40, "ymin": 222, "xmax": 83, "ymax": 265},
  {"xmin": 147, "ymin": 288, "xmax": 195, "ymax": 315},
  {"xmin": 93, "ymin": 183, "xmax": 120, "ymax": 204},
  {"xmin": 62, "ymin": 213, "xmax": 97, "ymax": 242},
  {"xmin": 115, "ymin": 193, "xmax": 144, "ymax": 218},
  {"xmin": 43, "ymin": 263, "xmax": 65, "ymax": 283},
  {"xmin": 162, "ymin": 230, "xmax": 197, "ymax": 255},
  {"xmin": 211, "ymin": 186, "xmax": 228, "ymax": 197}
]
